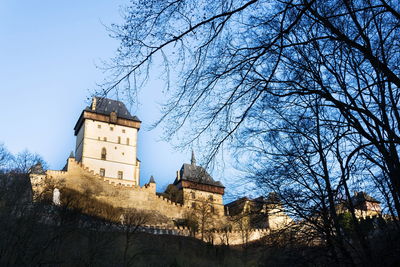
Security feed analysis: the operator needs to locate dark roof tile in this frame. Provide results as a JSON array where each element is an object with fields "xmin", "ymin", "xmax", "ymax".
[
  {"xmin": 351, "ymin": 191, "xmax": 380, "ymax": 205},
  {"xmin": 174, "ymin": 163, "xmax": 224, "ymax": 188},
  {"xmin": 87, "ymin": 97, "xmax": 140, "ymax": 122}
]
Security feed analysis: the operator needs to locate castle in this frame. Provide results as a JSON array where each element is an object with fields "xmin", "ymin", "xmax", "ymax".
[
  {"xmin": 35, "ymin": 97, "xmax": 387, "ymax": 244},
  {"xmin": 29, "ymin": 97, "xmax": 383, "ymax": 244}
]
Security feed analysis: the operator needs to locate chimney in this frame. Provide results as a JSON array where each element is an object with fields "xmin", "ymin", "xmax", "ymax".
[
  {"xmin": 91, "ymin": 97, "xmax": 97, "ymax": 111},
  {"xmin": 191, "ymin": 150, "xmax": 196, "ymax": 166}
]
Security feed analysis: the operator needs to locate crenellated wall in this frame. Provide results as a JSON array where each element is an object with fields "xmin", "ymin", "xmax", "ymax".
[
  {"xmin": 32, "ymin": 158, "xmax": 189, "ymax": 220},
  {"xmin": 136, "ymin": 225, "xmax": 270, "ymax": 245},
  {"xmin": 30, "ymin": 157, "xmax": 290, "ymax": 245}
]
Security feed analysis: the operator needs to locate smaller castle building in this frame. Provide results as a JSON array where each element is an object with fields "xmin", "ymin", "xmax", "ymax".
[
  {"xmin": 225, "ymin": 194, "xmax": 292, "ymax": 230},
  {"xmin": 172, "ymin": 151, "xmax": 225, "ymax": 215}
]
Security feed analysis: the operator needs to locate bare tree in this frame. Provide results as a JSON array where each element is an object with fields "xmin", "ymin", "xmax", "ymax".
[
  {"xmin": 0, "ymin": 143, "xmax": 12, "ymax": 172},
  {"xmin": 103, "ymin": 0, "xmax": 400, "ymax": 263},
  {"xmin": 120, "ymin": 208, "xmax": 152, "ymax": 267},
  {"xmin": 11, "ymin": 149, "xmax": 47, "ymax": 174},
  {"xmin": 183, "ymin": 199, "xmax": 216, "ymax": 241},
  {"xmin": 104, "ymin": 0, "xmax": 400, "ymax": 207}
]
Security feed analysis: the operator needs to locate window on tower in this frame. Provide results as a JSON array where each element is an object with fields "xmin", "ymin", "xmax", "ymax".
[
  {"xmin": 101, "ymin": 148, "xmax": 107, "ymax": 160},
  {"xmin": 210, "ymin": 205, "xmax": 215, "ymax": 214},
  {"xmin": 118, "ymin": 171, "xmax": 123, "ymax": 179},
  {"xmin": 100, "ymin": 168, "xmax": 105, "ymax": 177},
  {"xmin": 118, "ymin": 136, "xmax": 121, "ymax": 144},
  {"xmin": 126, "ymin": 138, "xmax": 130, "ymax": 145}
]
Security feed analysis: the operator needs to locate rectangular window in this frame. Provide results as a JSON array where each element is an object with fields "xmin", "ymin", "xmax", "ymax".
[
  {"xmin": 118, "ymin": 171, "xmax": 123, "ymax": 179},
  {"xmin": 118, "ymin": 136, "xmax": 121, "ymax": 144},
  {"xmin": 101, "ymin": 148, "xmax": 107, "ymax": 160},
  {"xmin": 122, "ymin": 129, "xmax": 126, "ymax": 133},
  {"xmin": 110, "ymin": 127, "xmax": 114, "ymax": 131},
  {"xmin": 100, "ymin": 168, "xmax": 105, "ymax": 177},
  {"xmin": 98, "ymin": 125, "xmax": 101, "ymax": 129},
  {"xmin": 126, "ymin": 138, "xmax": 130, "ymax": 145},
  {"xmin": 103, "ymin": 137, "xmax": 107, "ymax": 141}
]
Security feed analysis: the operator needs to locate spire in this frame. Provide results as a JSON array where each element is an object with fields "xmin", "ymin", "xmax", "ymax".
[
  {"xmin": 149, "ymin": 175, "xmax": 155, "ymax": 183},
  {"xmin": 191, "ymin": 150, "xmax": 196, "ymax": 166}
]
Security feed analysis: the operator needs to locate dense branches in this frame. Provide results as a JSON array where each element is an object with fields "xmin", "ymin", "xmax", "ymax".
[{"xmin": 107, "ymin": 1, "xmax": 400, "ymax": 263}]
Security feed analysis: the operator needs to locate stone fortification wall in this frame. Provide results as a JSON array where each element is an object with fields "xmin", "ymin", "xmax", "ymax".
[
  {"xmin": 35, "ymin": 158, "xmax": 189, "ymax": 220},
  {"xmin": 138, "ymin": 226, "xmax": 269, "ymax": 245},
  {"xmin": 30, "ymin": 158, "xmax": 290, "ymax": 245},
  {"xmin": 196, "ymin": 228, "xmax": 270, "ymax": 245},
  {"xmin": 266, "ymin": 208, "xmax": 293, "ymax": 231}
]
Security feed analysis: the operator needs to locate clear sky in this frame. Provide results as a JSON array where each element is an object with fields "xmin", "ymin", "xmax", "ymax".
[{"xmin": 0, "ymin": 0, "xmax": 205, "ymax": 191}]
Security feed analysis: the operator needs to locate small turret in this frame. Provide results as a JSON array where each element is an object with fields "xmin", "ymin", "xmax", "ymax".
[{"xmin": 147, "ymin": 175, "xmax": 156, "ymax": 193}]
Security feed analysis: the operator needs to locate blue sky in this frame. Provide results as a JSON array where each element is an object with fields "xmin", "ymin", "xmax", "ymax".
[{"xmin": 0, "ymin": 0, "xmax": 200, "ymax": 190}]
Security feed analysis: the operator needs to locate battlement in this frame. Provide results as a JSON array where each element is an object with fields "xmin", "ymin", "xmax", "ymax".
[
  {"xmin": 30, "ymin": 156, "xmax": 288, "ymax": 245},
  {"xmin": 134, "ymin": 224, "xmax": 270, "ymax": 245},
  {"xmin": 31, "ymin": 157, "xmax": 187, "ymax": 220}
]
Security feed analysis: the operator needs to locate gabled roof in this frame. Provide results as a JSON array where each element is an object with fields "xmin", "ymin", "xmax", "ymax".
[
  {"xmin": 254, "ymin": 193, "xmax": 281, "ymax": 205},
  {"xmin": 87, "ymin": 97, "xmax": 140, "ymax": 122},
  {"xmin": 225, "ymin": 197, "xmax": 249, "ymax": 208},
  {"xmin": 351, "ymin": 191, "xmax": 380, "ymax": 205},
  {"xmin": 174, "ymin": 163, "xmax": 224, "ymax": 188},
  {"xmin": 225, "ymin": 193, "xmax": 281, "ymax": 211}
]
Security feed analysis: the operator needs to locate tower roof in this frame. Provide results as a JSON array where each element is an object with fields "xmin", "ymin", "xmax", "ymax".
[
  {"xmin": 174, "ymin": 163, "xmax": 224, "ymax": 188},
  {"xmin": 87, "ymin": 97, "xmax": 140, "ymax": 121},
  {"xmin": 74, "ymin": 97, "xmax": 141, "ymax": 135}
]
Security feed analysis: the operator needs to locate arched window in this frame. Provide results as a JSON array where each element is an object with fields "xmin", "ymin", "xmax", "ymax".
[
  {"xmin": 101, "ymin": 147, "xmax": 107, "ymax": 160},
  {"xmin": 191, "ymin": 191, "xmax": 196, "ymax": 199}
]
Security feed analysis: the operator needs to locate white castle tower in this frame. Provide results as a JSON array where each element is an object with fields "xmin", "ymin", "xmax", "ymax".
[{"xmin": 74, "ymin": 97, "xmax": 141, "ymax": 185}]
